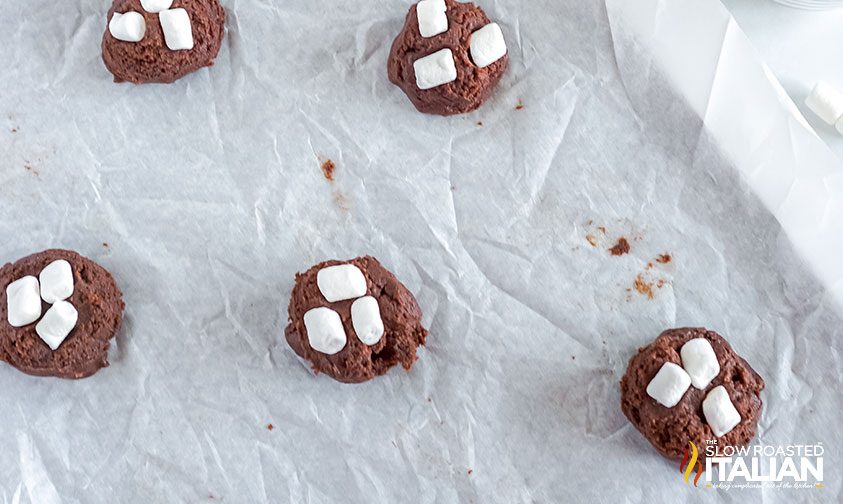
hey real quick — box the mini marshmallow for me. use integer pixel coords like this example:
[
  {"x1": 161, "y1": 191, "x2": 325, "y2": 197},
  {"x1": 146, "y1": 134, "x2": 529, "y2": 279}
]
[
  {"x1": 835, "y1": 115, "x2": 843, "y2": 136},
  {"x1": 703, "y1": 385, "x2": 742, "y2": 437},
  {"x1": 303, "y1": 307, "x2": 347, "y2": 355},
  {"x1": 805, "y1": 81, "x2": 843, "y2": 125},
  {"x1": 39, "y1": 260, "x2": 74, "y2": 304},
  {"x1": 351, "y1": 296, "x2": 384, "y2": 345},
  {"x1": 159, "y1": 8, "x2": 194, "y2": 51},
  {"x1": 140, "y1": 0, "x2": 174, "y2": 13},
  {"x1": 680, "y1": 338, "x2": 720, "y2": 389},
  {"x1": 35, "y1": 301, "x2": 78, "y2": 351},
  {"x1": 6, "y1": 276, "x2": 41, "y2": 328},
  {"x1": 417, "y1": 0, "x2": 448, "y2": 38},
  {"x1": 646, "y1": 362, "x2": 691, "y2": 408},
  {"x1": 317, "y1": 264, "x2": 367, "y2": 302},
  {"x1": 469, "y1": 23, "x2": 506, "y2": 68},
  {"x1": 109, "y1": 11, "x2": 147, "y2": 43},
  {"x1": 414, "y1": 48, "x2": 457, "y2": 90}
]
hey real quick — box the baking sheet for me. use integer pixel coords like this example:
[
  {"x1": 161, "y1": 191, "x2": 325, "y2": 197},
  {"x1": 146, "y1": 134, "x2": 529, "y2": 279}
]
[{"x1": 0, "y1": 0, "x2": 841, "y2": 502}]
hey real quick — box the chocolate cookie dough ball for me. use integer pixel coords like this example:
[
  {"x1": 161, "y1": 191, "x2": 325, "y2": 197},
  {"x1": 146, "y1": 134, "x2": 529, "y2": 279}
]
[
  {"x1": 102, "y1": 0, "x2": 225, "y2": 84},
  {"x1": 1, "y1": 250, "x2": 124, "y2": 379},
  {"x1": 620, "y1": 328, "x2": 764, "y2": 460},
  {"x1": 388, "y1": 0, "x2": 508, "y2": 115},
  {"x1": 285, "y1": 257, "x2": 428, "y2": 383}
]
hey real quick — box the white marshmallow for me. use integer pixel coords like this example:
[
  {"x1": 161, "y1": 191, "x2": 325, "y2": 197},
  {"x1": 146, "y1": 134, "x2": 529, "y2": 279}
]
[
  {"x1": 646, "y1": 362, "x2": 691, "y2": 408},
  {"x1": 303, "y1": 307, "x2": 347, "y2": 355},
  {"x1": 805, "y1": 81, "x2": 843, "y2": 125},
  {"x1": 316, "y1": 264, "x2": 367, "y2": 302},
  {"x1": 351, "y1": 296, "x2": 384, "y2": 345},
  {"x1": 35, "y1": 301, "x2": 78, "y2": 351},
  {"x1": 140, "y1": 0, "x2": 174, "y2": 13},
  {"x1": 6, "y1": 276, "x2": 42, "y2": 328},
  {"x1": 417, "y1": 0, "x2": 448, "y2": 38},
  {"x1": 835, "y1": 115, "x2": 843, "y2": 136},
  {"x1": 414, "y1": 48, "x2": 457, "y2": 90},
  {"x1": 39, "y1": 260, "x2": 74, "y2": 304},
  {"x1": 159, "y1": 8, "x2": 194, "y2": 51},
  {"x1": 703, "y1": 385, "x2": 742, "y2": 437},
  {"x1": 469, "y1": 23, "x2": 506, "y2": 68},
  {"x1": 680, "y1": 338, "x2": 720, "y2": 389},
  {"x1": 109, "y1": 12, "x2": 147, "y2": 43}
]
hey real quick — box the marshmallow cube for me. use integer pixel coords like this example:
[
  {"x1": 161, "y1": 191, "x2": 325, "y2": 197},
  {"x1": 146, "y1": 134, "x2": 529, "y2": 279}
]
[
  {"x1": 805, "y1": 81, "x2": 843, "y2": 125},
  {"x1": 680, "y1": 338, "x2": 720, "y2": 389},
  {"x1": 303, "y1": 307, "x2": 347, "y2": 355},
  {"x1": 470, "y1": 23, "x2": 506, "y2": 68},
  {"x1": 160, "y1": 8, "x2": 194, "y2": 51},
  {"x1": 39, "y1": 260, "x2": 74, "y2": 304},
  {"x1": 109, "y1": 12, "x2": 147, "y2": 43},
  {"x1": 6, "y1": 276, "x2": 42, "y2": 328},
  {"x1": 140, "y1": 0, "x2": 174, "y2": 13},
  {"x1": 703, "y1": 385, "x2": 742, "y2": 437},
  {"x1": 414, "y1": 49, "x2": 457, "y2": 90},
  {"x1": 417, "y1": 0, "x2": 448, "y2": 38},
  {"x1": 351, "y1": 296, "x2": 384, "y2": 345},
  {"x1": 317, "y1": 264, "x2": 367, "y2": 302},
  {"x1": 646, "y1": 362, "x2": 691, "y2": 408},
  {"x1": 35, "y1": 301, "x2": 78, "y2": 351}
]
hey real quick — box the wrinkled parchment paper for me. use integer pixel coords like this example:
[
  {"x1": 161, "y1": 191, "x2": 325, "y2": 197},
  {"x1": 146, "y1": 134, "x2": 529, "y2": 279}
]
[{"x1": 0, "y1": 0, "x2": 841, "y2": 502}]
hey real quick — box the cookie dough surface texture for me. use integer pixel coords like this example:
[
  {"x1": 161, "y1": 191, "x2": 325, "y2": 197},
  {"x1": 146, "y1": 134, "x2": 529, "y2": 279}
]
[
  {"x1": 620, "y1": 328, "x2": 764, "y2": 460},
  {"x1": 285, "y1": 256, "x2": 428, "y2": 383},
  {"x1": 388, "y1": 0, "x2": 508, "y2": 116},
  {"x1": 102, "y1": 0, "x2": 225, "y2": 84},
  {"x1": 0, "y1": 250, "x2": 124, "y2": 379}
]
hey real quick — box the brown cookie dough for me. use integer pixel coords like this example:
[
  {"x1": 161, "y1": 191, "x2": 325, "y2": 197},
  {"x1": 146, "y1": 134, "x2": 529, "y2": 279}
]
[
  {"x1": 620, "y1": 328, "x2": 764, "y2": 460},
  {"x1": 0, "y1": 250, "x2": 124, "y2": 379},
  {"x1": 285, "y1": 257, "x2": 428, "y2": 383},
  {"x1": 102, "y1": 0, "x2": 225, "y2": 84},
  {"x1": 388, "y1": 0, "x2": 508, "y2": 116}
]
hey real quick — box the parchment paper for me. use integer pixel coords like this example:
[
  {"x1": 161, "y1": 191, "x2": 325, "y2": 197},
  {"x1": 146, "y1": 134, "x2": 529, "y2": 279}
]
[{"x1": 0, "y1": 0, "x2": 840, "y2": 502}]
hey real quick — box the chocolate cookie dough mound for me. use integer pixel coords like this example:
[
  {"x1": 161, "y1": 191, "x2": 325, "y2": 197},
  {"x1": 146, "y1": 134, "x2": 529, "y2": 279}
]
[
  {"x1": 388, "y1": 0, "x2": 508, "y2": 115},
  {"x1": 285, "y1": 256, "x2": 428, "y2": 383},
  {"x1": 0, "y1": 250, "x2": 124, "y2": 379},
  {"x1": 620, "y1": 328, "x2": 764, "y2": 460},
  {"x1": 102, "y1": 0, "x2": 225, "y2": 84}
]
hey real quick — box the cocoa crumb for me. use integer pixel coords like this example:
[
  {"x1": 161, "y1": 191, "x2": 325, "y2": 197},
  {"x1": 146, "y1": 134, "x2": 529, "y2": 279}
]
[
  {"x1": 320, "y1": 160, "x2": 335, "y2": 181},
  {"x1": 24, "y1": 161, "x2": 38, "y2": 176},
  {"x1": 656, "y1": 254, "x2": 672, "y2": 264},
  {"x1": 476, "y1": 121, "x2": 483, "y2": 127},
  {"x1": 102, "y1": 242, "x2": 109, "y2": 249},
  {"x1": 597, "y1": 226, "x2": 606, "y2": 234},
  {"x1": 609, "y1": 237, "x2": 630, "y2": 256},
  {"x1": 267, "y1": 424, "x2": 274, "y2": 431},
  {"x1": 10, "y1": 127, "x2": 17, "y2": 133},
  {"x1": 586, "y1": 235, "x2": 598, "y2": 247},
  {"x1": 515, "y1": 101, "x2": 524, "y2": 110},
  {"x1": 633, "y1": 274, "x2": 655, "y2": 300},
  {"x1": 468, "y1": 469, "x2": 473, "y2": 475}
]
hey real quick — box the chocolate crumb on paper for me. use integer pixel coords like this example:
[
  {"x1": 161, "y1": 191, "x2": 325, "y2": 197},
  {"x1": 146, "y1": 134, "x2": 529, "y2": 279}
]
[
  {"x1": 320, "y1": 159, "x2": 335, "y2": 181},
  {"x1": 586, "y1": 235, "x2": 598, "y2": 248},
  {"x1": 267, "y1": 424, "x2": 274, "y2": 431},
  {"x1": 609, "y1": 237, "x2": 631, "y2": 256},
  {"x1": 515, "y1": 100, "x2": 524, "y2": 110},
  {"x1": 656, "y1": 253, "x2": 672, "y2": 264}
]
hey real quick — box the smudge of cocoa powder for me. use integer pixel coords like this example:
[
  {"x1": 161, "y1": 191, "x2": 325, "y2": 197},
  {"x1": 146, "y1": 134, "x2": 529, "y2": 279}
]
[
  {"x1": 321, "y1": 160, "x2": 335, "y2": 181},
  {"x1": 656, "y1": 254, "x2": 672, "y2": 264},
  {"x1": 586, "y1": 235, "x2": 598, "y2": 248},
  {"x1": 609, "y1": 237, "x2": 631, "y2": 256}
]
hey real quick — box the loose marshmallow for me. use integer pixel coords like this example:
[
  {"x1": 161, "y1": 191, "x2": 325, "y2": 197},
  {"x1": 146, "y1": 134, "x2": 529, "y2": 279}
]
[
  {"x1": 417, "y1": 0, "x2": 448, "y2": 38},
  {"x1": 351, "y1": 296, "x2": 384, "y2": 345},
  {"x1": 39, "y1": 260, "x2": 74, "y2": 304},
  {"x1": 109, "y1": 12, "x2": 147, "y2": 43},
  {"x1": 317, "y1": 264, "x2": 367, "y2": 302},
  {"x1": 36, "y1": 301, "x2": 78, "y2": 351},
  {"x1": 805, "y1": 81, "x2": 843, "y2": 125},
  {"x1": 703, "y1": 385, "x2": 742, "y2": 437},
  {"x1": 680, "y1": 338, "x2": 720, "y2": 389},
  {"x1": 140, "y1": 0, "x2": 174, "y2": 13},
  {"x1": 646, "y1": 362, "x2": 691, "y2": 408},
  {"x1": 414, "y1": 48, "x2": 457, "y2": 90},
  {"x1": 469, "y1": 23, "x2": 506, "y2": 68},
  {"x1": 303, "y1": 307, "x2": 347, "y2": 355},
  {"x1": 6, "y1": 276, "x2": 42, "y2": 328},
  {"x1": 159, "y1": 8, "x2": 194, "y2": 51},
  {"x1": 835, "y1": 115, "x2": 843, "y2": 136}
]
